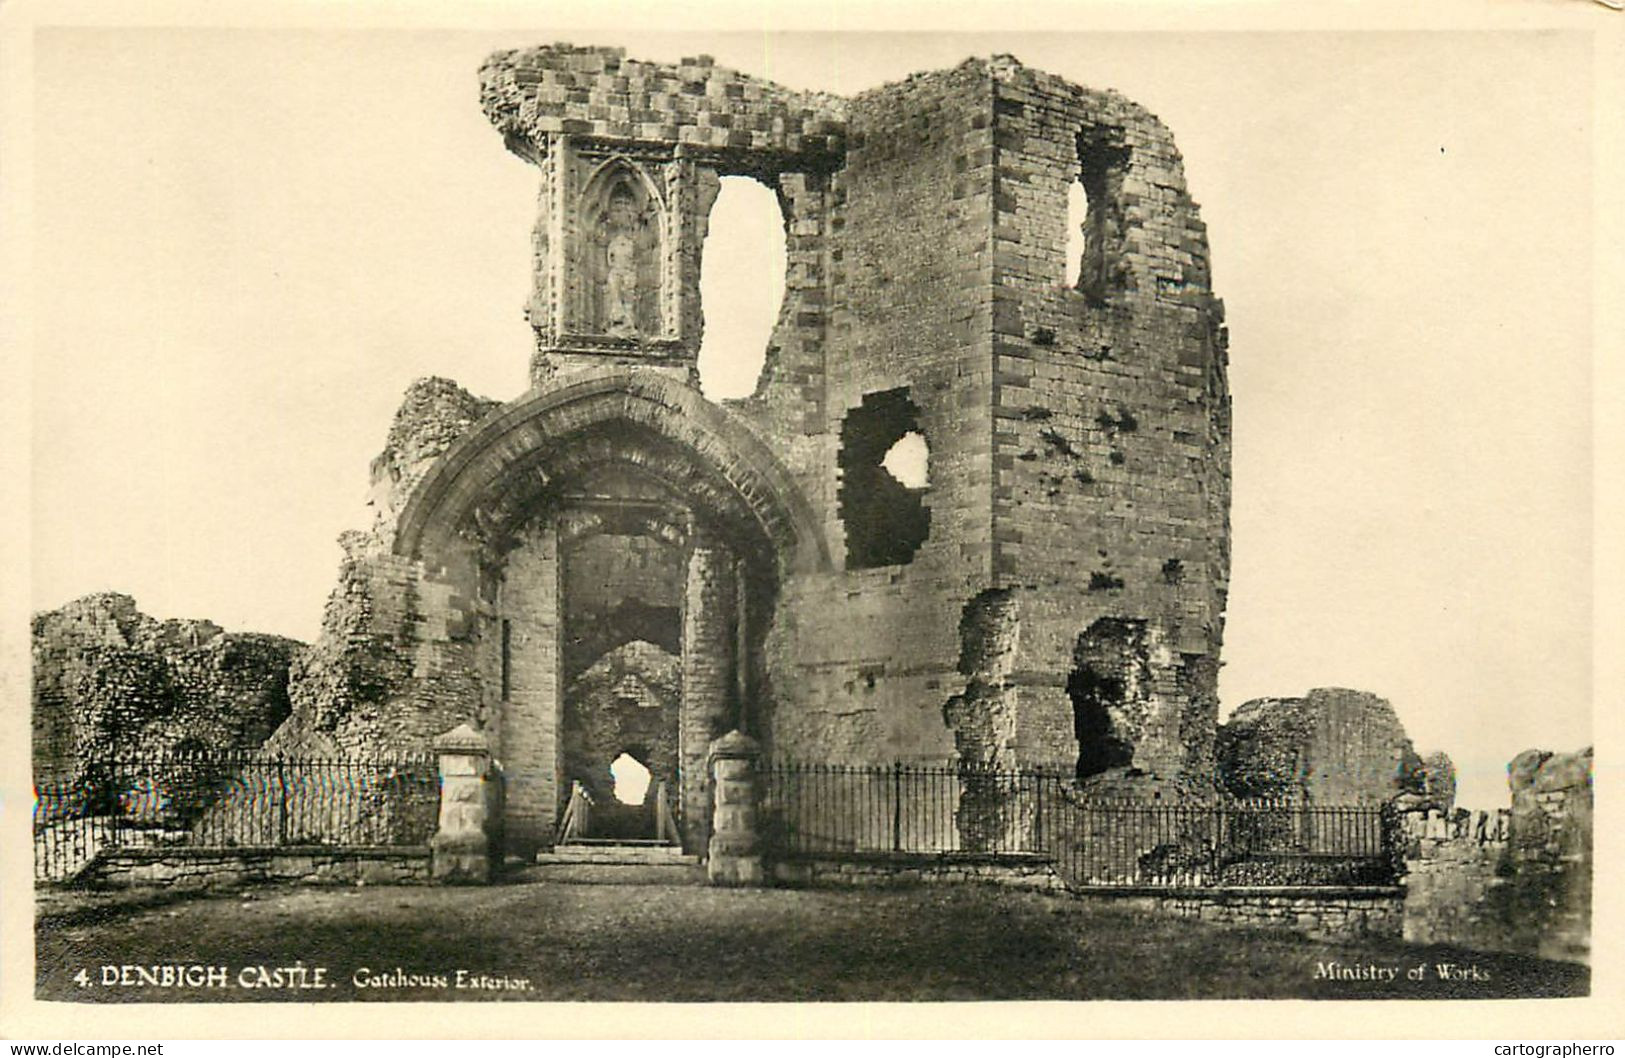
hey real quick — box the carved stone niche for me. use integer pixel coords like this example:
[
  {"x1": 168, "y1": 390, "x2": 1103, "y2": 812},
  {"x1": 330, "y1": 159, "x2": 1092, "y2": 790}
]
[{"x1": 574, "y1": 157, "x2": 666, "y2": 340}]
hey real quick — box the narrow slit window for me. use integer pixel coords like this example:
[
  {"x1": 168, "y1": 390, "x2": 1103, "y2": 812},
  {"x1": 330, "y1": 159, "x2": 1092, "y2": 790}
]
[
  {"x1": 1073, "y1": 129, "x2": 1130, "y2": 297},
  {"x1": 1065, "y1": 178, "x2": 1089, "y2": 288},
  {"x1": 500, "y1": 618, "x2": 513, "y2": 701}
]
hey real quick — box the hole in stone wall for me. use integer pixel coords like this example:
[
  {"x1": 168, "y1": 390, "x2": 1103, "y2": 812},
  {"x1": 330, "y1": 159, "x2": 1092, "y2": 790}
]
[
  {"x1": 698, "y1": 176, "x2": 787, "y2": 401},
  {"x1": 839, "y1": 389, "x2": 932, "y2": 569},
  {"x1": 1064, "y1": 178, "x2": 1090, "y2": 288},
  {"x1": 880, "y1": 431, "x2": 930, "y2": 489},
  {"x1": 609, "y1": 751, "x2": 653, "y2": 806},
  {"x1": 1069, "y1": 618, "x2": 1146, "y2": 780},
  {"x1": 1073, "y1": 129, "x2": 1131, "y2": 297}
]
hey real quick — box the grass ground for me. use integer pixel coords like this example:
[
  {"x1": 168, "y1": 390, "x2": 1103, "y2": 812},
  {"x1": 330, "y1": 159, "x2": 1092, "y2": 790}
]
[{"x1": 35, "y1": 877, "x2": 1588, "y2": 1003}]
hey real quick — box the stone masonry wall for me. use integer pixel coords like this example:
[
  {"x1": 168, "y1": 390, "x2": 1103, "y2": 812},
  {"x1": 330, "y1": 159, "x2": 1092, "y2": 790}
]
[
  {"x1": 84, "y1": 846, "x2": 431, "y2": 890},
  {"x1": 470, "y1": 48, "x2": 1229, "y2": 788},
  {"x1": 772, "y1": 853, "x2": 1400, "y2": 942},
  {"x1": 263, "y1": 47, "x2": 1235, "y2": 854},
  {"x1": 1080, "y1": 886, "x2": 1404, "y2": 941},
  {"x1": 33, "y1": 593, "x2": 300, "y2": 776},
  {"x1": 774, "y1": 853, "x2": 1068, "y2": 894},
  {"x1": 562, "y1": 639, "x2": 681, "y2": 805},
  {"x1": 1398, "y1": 809, "x2": 1510, "y2": 955},
  {"x1": 761, "y1": 60, "x2": 1002, "y2": 766},
  {"x1": 368, "y1": 377, "x2": 502, "y2": 543},
  {"x1": 1399, "y1": 748, "x2": 1592, "y2": 965},
  {"x1": 980, "y1": 60, "x2": 1229, "y2": 788},
  {"x1": 1217, "y1": 688, "x2": 1428, "y2": 804},
  {"x1": 1508, "y1": 748, "x2": 1593, "y2": 964},
  {"x1": 491, "y1": 523, "x2": 560, "y2": 851}
]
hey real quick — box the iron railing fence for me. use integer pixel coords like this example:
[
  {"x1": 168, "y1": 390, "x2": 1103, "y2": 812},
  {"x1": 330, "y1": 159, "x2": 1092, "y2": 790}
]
[
  {"x1": 759, "y1": 760, "x2": 1395, "y2": 888},
  {"x1": 33, "y1": 751, "x2": 440, "y2": 883}
]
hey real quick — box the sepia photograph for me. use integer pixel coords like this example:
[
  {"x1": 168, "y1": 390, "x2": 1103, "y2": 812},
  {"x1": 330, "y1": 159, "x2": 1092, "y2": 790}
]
[{"x1": 3, "y1": 3, "x2": 1616, "y2": 1041}]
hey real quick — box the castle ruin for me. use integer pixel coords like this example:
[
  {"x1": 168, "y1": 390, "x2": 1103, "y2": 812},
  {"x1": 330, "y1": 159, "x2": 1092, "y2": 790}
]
[{"x1": 256, "y1": 44, "x2": 1234, "y2": 857}]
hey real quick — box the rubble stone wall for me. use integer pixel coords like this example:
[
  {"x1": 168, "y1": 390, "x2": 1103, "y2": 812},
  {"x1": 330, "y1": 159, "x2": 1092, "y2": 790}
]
[
  {"x1": 84, "y1": 846, "x2": 430, "y2": 889},
  {"x1": 1217, "y1": 688, "x2": 1427, "y2": 804},
  {"x1": 33, "y1": 594, "x2": 300, "y2": 777},
  {"x1": 773, "y1": 853, "x2": 1401, "y2": 941},
  {"x1": 1400, "y1": 748, "x2": 1592, "y2": 965},
  {"x1": 773, "y1": 853, "x2": 1068, "y2": 894},
  {"x1": 1076, "y1": 886, "x2": 1404, "y2": 940}
]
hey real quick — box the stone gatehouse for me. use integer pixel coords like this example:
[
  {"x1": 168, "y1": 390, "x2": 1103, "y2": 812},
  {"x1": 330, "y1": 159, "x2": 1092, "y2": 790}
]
[{"x1": 263, "y1": 44, "x2": 1232, "y2": 858}]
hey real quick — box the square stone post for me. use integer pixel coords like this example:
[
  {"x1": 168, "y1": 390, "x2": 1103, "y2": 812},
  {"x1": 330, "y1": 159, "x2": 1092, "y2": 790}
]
[
  {"x1": 432, "y1": 723, "x2": 496, "y2": 883},
  {"x1": 707, "y1": 729, "x2": 764, "y2": 886}
]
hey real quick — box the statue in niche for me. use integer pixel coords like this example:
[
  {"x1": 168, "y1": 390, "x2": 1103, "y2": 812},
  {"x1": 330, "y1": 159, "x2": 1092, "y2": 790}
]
[
  {"x1": 587, "y1": 173, "x2": 660, "y2": 339},
  {"x1": 603, "y1": 185, "x2": 640, "y2": 336}
]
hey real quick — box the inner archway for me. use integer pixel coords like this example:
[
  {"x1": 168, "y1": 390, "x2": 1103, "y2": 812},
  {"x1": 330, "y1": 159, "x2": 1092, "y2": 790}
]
[{"x1": 557, "y1": 482, "x2": 686, "y2": 842}]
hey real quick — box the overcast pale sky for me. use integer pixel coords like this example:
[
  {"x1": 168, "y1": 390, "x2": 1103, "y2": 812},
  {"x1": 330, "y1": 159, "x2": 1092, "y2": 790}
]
[{"x1": 26, "y1": 28, "x2": 1594, "y2": 809}]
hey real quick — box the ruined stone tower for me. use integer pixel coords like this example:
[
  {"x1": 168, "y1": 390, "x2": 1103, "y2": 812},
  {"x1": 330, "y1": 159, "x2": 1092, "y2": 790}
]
[{"x1": 270, "y1": 45, "x2": 1231, "y2": 855}]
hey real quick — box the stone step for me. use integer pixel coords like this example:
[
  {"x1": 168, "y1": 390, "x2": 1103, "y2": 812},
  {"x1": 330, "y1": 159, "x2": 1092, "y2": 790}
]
[
  {"x1": 559, "y1": 837, "x2": 675, "y2": 847},
  {"x1": 537, "y1": 843, "x2": 698, "y2": 866},
  {"x1": 516, "y1": 862, "x2": 705, "y2": 886}
]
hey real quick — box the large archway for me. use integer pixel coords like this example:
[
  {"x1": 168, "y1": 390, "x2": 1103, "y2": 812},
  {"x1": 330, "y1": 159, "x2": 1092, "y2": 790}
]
[{"x1": 392, "y1": 369, "x2": 826, "y2": 855}]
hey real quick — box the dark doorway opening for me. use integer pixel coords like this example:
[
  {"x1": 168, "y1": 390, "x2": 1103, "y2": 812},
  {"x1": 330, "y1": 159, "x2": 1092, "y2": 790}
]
[
  {"x1": 1069, "y1": 618, "x2": 1146, "y2": 780},
  {"x1": 559, "y1": 507, "x2": 685, "y2": 844}
]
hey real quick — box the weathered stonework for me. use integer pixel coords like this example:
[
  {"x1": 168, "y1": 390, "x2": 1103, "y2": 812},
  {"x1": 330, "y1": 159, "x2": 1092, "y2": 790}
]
[
  {"x1": 431, "y1": 723, "x2": 502, "y2": 883},
  {"x1": 32, "y1": 593, "x2": 300, "y2": 778},
  {"x1": 771, "y1": 855, "x2": 1401, "y2": 942},
  {"x1": 1399, "y1": 747, "x2": 1591, "y2": 964},
  {"x1": 707, "y1": 729, "x2": 765, "y2": 885},
  {"x1": 1216, "y1": 688, "x2": 1426, "y2": 804},
  {"x1": 774, "y1": 852, "x2": 1067, "y2": 894},
  {"x1": 562, "y1": 640, "x2": 681, "y2": 805},
  {"x1": 82, "y1": 847, "x2": 431, "y2": 889},
  {"x1": 1076, "y1": 887, "x2": 1405, "y2": 941},
  {"x1": 182, "y1": 44, "x2": 1233, "y2": 859}
]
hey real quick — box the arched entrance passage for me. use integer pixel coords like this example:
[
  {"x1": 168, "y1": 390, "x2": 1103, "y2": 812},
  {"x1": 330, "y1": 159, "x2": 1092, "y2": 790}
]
[{"x1": 394, "y1": 369, "x2": 827, "y2": 855}]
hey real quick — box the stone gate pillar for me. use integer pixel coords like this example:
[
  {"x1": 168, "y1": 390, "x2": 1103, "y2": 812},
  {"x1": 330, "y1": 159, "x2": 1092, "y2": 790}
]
[
  {"x1": 431, "y1": 723, "x2": 497, "y2": 883},
  {"x1": 707, "y1": 729, "x2": 764, "y2": 886}
]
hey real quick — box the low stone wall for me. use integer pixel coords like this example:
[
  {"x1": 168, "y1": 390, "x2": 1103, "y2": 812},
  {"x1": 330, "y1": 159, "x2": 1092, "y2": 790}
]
[
  {"x1": 773, "y1": 852, "x2": 1069, "y2": 894},
  {"x1": 1397, "y1": 748, "x2": 1592, "y2": 965},
  {"x1": 83, "y1": 846, "x2": 431, "y2": 889},
  {"x1": 773, "y1": 853, "x2": 1400, "y2": 940},
  {"x1": 1401, "y1": 826, "x2": 1509, "y2": 952},
  {"x1": 1073, "y1": 886, "x2": 1404, "y2": 940}
]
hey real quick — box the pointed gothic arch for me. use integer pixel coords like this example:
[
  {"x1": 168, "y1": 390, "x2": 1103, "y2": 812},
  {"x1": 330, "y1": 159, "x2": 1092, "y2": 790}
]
[{"x1": 392, "y1": 368, "x2": 828, "y2": 576}]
